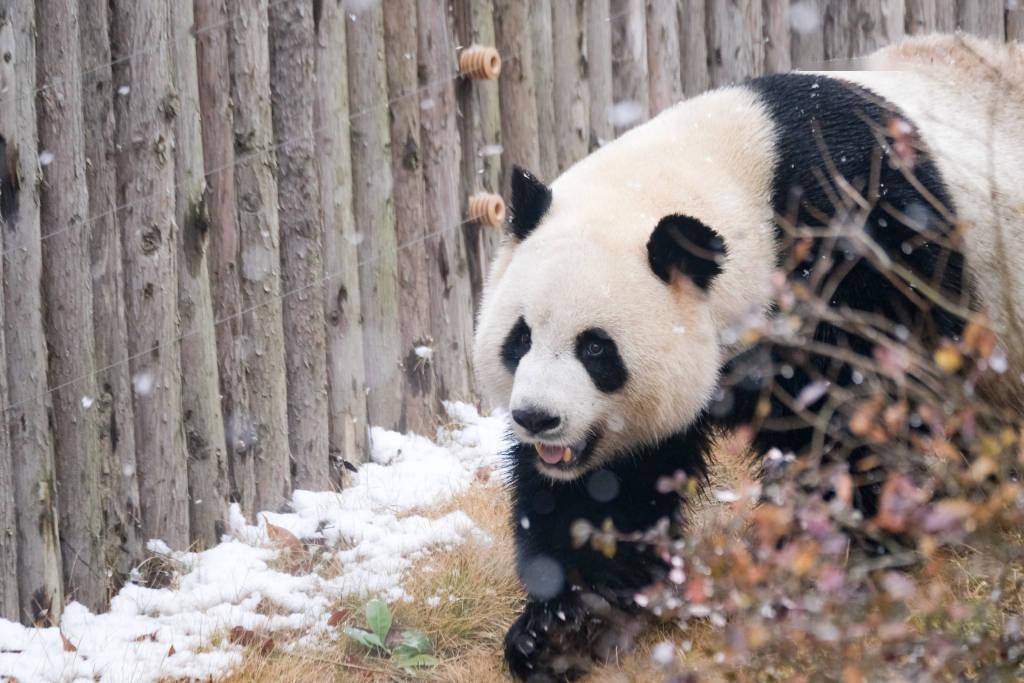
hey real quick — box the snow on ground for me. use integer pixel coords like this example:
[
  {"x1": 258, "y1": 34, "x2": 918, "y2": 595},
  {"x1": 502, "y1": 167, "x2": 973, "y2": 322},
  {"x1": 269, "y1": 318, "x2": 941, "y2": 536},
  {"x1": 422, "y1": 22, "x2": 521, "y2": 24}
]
[{"x1": 0, "y1": 403, "x2": 510, "y2": 683}]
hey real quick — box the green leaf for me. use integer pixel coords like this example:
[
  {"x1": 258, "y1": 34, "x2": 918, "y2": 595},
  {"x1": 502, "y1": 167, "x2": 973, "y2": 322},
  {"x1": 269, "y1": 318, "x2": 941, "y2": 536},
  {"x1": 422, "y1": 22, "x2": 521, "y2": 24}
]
[
  {"x1": 395, "y1": 652, "x2": 439, "y2": 672},
  {"x1": 343, "y1": 627, "x2": 384, "y2": 651},
  {"x1": 365, "y1": 599, "x2": 393, "y2": 642},
  {"x1": 400, "y1": 629, "x2": 432, "y2": 655},
  {"x1": 392, "y1": 644, "x2": 418, "y2": 659}
]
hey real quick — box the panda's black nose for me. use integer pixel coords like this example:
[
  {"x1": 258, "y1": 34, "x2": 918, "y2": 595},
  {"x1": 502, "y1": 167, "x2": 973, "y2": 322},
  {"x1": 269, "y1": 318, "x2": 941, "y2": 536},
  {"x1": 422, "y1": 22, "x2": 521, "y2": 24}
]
[{"x1": 512, "y1": 408, "x2": 561, "y2": 434}]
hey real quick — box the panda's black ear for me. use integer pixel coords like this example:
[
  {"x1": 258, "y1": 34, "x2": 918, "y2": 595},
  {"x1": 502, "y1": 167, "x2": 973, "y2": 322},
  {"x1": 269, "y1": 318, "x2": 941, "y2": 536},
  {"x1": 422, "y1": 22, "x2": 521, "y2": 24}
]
[
  {"x1": 647, "y1": 214, "x2": 727, "y2": 290},
  {"x1": 508, "y1": 166, "x2": 551, "y2": 241}
]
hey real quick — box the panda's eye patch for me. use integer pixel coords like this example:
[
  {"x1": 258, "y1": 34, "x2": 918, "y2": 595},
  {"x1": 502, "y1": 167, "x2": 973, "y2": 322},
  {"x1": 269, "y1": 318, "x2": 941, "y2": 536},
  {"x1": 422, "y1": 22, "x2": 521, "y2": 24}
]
[
  {"x1": 576, "y1": 328, "x2": 627, "y2": 393},
  {"x1": 501, "y1": 316, "x2": 532, "y2": 372}
]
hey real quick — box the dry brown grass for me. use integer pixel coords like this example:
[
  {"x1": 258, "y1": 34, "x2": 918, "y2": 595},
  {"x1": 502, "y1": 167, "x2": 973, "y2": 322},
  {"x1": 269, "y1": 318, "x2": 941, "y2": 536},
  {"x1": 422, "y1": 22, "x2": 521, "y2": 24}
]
[
  {"x1": 222, "y1": 437, "x2": 756, "y2": 682},
  {"x1": 221, "y1": 434, "x2": 1022, "y2": 681}
]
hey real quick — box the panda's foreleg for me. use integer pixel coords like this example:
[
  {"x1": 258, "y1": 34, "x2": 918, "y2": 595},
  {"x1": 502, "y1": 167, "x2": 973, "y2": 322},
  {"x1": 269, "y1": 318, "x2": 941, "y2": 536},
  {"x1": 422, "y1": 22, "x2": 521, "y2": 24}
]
[
  {"x1": 503, "y1": 592, "x2": 602, "y2": 681},
  {"x1": 504, "y1": 545, "x2": 659, "y2": 680},
  {"x1": 504, "y1": 438, "x2": 707, "y2": 679}
]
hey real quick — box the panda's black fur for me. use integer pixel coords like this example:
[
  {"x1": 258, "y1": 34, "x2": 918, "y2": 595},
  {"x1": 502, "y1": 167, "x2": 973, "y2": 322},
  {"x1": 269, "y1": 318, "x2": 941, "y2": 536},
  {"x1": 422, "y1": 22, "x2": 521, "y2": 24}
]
[
  {"x1": 501, "y1": 73, "x2": 975, "y2": 680},
  {"x1": 714, "y1": 74, "x2": 970, "y2": 513},
  {"x1": 504, "y1": 421, "x2": 713, "y2": 680}
]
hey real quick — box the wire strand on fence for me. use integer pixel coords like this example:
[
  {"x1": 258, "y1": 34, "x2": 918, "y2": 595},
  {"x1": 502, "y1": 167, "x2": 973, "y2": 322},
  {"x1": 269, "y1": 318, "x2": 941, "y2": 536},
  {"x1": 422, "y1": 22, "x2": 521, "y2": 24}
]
[
  {"x1": 6, "y1": 5, "x2": 639, "y2": 261},
  {"x1": 2, "y1": 210, "x2": 485, "y2": 416},
  {"x1": 3, "y1": 55, "x2": 510, "y2": 261},
  {"x1": 0, "y1": 0, "x2": 296, "y2": 109},
  {"x1": 2, "y1": 4, "x2": 643, "y2": 413}
]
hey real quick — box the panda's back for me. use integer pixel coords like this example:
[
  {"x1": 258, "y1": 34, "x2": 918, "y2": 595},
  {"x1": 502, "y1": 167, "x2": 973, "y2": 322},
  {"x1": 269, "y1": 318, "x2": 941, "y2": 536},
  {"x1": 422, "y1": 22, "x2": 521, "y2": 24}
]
[
  {"x1": 743, "y1": 35, "x2": 1024, "y2": 407},
  {"x1": 822, "y1": 36, "x2": 1024, "y2": 404}
]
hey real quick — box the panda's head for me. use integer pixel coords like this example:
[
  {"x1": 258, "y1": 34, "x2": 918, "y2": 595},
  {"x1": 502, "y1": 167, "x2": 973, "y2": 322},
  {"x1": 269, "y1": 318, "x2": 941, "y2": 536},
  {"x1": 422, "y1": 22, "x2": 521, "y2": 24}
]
[{"x1": 474, "y1": 167, "x2": 727, "y2": 480}]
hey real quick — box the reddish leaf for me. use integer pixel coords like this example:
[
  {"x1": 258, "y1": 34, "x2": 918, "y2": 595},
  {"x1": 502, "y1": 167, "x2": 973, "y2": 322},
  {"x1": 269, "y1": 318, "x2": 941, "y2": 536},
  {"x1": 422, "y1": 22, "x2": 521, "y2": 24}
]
[
  {"x1": 229, "y1": 626, "x2": 261, "y2": 647},
  {"x1": 327, "y1": 609, "x2": 349, "y2": 628},
  {"x1": 60, "y1": 632, "x2": 77, "y2": 652},
  {"x1": 263, "y1": 517, "x2": 305, "y2": 555}
]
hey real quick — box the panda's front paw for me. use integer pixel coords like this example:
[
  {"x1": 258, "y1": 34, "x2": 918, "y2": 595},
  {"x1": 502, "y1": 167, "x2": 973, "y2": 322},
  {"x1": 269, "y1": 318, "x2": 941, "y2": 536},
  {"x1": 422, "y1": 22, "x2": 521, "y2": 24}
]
[{"x1": 503, "y1": 599, "x2": 592, "y2": 681}]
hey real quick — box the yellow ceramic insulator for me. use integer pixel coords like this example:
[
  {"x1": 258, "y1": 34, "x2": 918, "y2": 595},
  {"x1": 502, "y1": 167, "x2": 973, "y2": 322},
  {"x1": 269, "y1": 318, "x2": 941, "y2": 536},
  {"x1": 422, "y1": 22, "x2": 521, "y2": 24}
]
[
  {"x1": 467, "y1": 192, "x2": 506, "y2": 228},
  {"x1": 458, "y1": 45, "x2": 501, "y2": 80}
]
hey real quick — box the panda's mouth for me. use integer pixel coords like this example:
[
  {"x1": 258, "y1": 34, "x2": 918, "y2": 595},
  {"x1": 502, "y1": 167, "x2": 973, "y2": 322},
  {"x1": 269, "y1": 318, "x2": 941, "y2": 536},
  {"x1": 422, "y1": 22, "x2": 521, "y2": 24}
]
[{"x1": 532, "y1": 432, "x2": 600, "y2": 470}]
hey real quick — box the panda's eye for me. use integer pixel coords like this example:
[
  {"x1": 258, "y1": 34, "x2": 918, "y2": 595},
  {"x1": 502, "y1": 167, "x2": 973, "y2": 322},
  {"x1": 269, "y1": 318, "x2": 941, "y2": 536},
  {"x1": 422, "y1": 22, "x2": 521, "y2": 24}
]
[
  {"x1": 501, "y1": 317, "x2": 532, "y2": 372},
  {"x1": 575, "y1": 327, "x2": 627, "y2": 393}
]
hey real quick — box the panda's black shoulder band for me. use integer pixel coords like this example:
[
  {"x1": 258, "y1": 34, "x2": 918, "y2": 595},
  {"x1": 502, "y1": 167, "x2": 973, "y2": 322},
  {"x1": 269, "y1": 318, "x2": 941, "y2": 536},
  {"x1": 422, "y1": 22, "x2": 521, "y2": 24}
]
[
  {"x1": 508, "y1": 166, "x2": 552, "y2": 241},
  {"x1": 647, "y1": 214, "x2": 727, "y2": 290}
]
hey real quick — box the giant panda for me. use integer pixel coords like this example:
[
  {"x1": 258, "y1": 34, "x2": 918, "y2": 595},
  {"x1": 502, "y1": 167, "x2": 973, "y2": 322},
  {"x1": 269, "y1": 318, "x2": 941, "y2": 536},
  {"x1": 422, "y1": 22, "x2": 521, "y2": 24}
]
[{"x1": 473, "y1": 35, "x2": 1024, "y2": 680}]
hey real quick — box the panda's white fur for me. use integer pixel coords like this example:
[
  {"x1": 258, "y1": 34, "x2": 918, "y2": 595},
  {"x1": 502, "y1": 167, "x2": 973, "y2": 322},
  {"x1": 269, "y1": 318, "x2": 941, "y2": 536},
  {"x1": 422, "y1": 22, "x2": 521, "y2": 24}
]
[{"x1": 475, "y1": 34, "x2": 1024, "y2": 483}]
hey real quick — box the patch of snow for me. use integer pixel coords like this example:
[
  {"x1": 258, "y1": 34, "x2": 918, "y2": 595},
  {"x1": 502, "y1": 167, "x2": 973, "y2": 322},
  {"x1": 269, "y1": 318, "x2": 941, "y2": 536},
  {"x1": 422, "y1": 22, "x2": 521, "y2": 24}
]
[
  {"x1": 343, "y1": 0, "x2": 380, "y2": 13},
  {"x1": 0, "y1": 402, "x2": 510, "y2": 683},
  {"x1": 241, "y1": 246, "x2": 274, "y2": 282},
  {"x1": 607, "y1": 100, "x2": 644, "y2": 128},
  {"x1": 651, "y1": 640, "x2": 676, "y2": 665},
  {"x1": 713, "y1": 489, "x2": 740, "y2": 503},
  {"x1": 132, "y1": 371, "x2": 155, "y2": 396},
  {"x1": 789, "y1": 1, "x2": 821, "y2": 34}
]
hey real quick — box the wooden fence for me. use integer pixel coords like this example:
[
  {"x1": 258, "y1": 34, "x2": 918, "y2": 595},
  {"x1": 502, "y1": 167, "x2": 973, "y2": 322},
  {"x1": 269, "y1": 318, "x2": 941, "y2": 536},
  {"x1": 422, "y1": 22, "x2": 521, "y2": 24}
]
[{"x1": 0, "y1": 0, "x2": 1018, "y2": 624}]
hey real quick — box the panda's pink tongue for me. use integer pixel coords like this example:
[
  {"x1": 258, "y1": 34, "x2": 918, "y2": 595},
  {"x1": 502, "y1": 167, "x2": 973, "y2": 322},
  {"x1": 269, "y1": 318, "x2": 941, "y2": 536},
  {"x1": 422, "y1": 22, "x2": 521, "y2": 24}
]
[{"x1": 537, "y1": 444, "x2": 570, "y2": 465}]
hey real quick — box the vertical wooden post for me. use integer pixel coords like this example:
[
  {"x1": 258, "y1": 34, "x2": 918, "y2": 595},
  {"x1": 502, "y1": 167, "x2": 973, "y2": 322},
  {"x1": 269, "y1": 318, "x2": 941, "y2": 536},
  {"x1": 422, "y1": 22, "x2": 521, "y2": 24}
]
[
  {"x1": 418, "y1": 1, "x2": 476, "y2": 403},
  {"x1": 0, "y1": 299, "x2": 11, "y2": 618},
  {"x1": 454, "y1": 0, "x2": 504, "y2": 306},
  {"x1": 228, "y1": 0, "x2": 292, "y2": 513},
  {"x1": 493, "y1": 0, "x2": 541, "y2": 187},
  {"x1": 553, "y1": 0, "x2": 590, "y2": 169},
  {"x1": 196, "y1": 0, "x2": 251, "y2": 513},
  {"x1": 530, "y1": 0, "x2": 559, "y2": 181},
  {"x1": 463, "y1": 3, "x2": 503, "y2": 198},
  {"x1": 763, "y1": 0, "x2": 793, "y2": 74},
  {"x1": 791, "y1": 0, "x2": 826, "y2": 68},
  {"x1": 268, "y1": 0, "x2": 330, "y2": 489},
  {"x1": 610, "y1": 0, "x2": 650, "y2": 135},
  {"x1": 347, "y1": 5, "x2": 405, "y2": 431},
  {"x1": 111, "y1": 0, "x2": 189, "y2": 548},
  {"x1": 956, "y1": 0, "x2": 1004, "y2": 39},
  {"x1": 586, "y1": 0, "x2": 615, "y2": 147},
  {"x1": 316, "y1": 0, "x2": 369, "y2": 465},
  {"x1": 36, "y1": 0, "x2": 105, "y2": 609},
  {"x1": 905, "y1": 0, "x2": 956, "y2": 33},
  {"x1": 0, "y1": 13, "x2": 17, "y2": 621},
  {"x1": 645, "y1": 0, "x2": 682, "y2": 115},
  {"x1": 1009, "y1": 6, "x2": 1024, "y2": 40},
  {"x1": 79, "y1": 0, "x2": 143, "y2": 588},
  {"x1": 679, "y1": 0, "x2": 709, "y2": 96},
  {"x1": 707, "y1": 0, "x2": 764, "y2": 86},
  {"x1": 0, "y1": 1, "x2": 64, "y2": 624},
  {"x1": 857, "y1": 1, "x2": 906, "y2": 55},
  {"x1": 383, "y1": 0, "x2": 435, "y2": 434},
  {"x1": 169, "y1": 0, "x2": 230, "y2": 547},
  {"x1": 826, "y1": 0, "x2": 904, "y2": 60}
]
